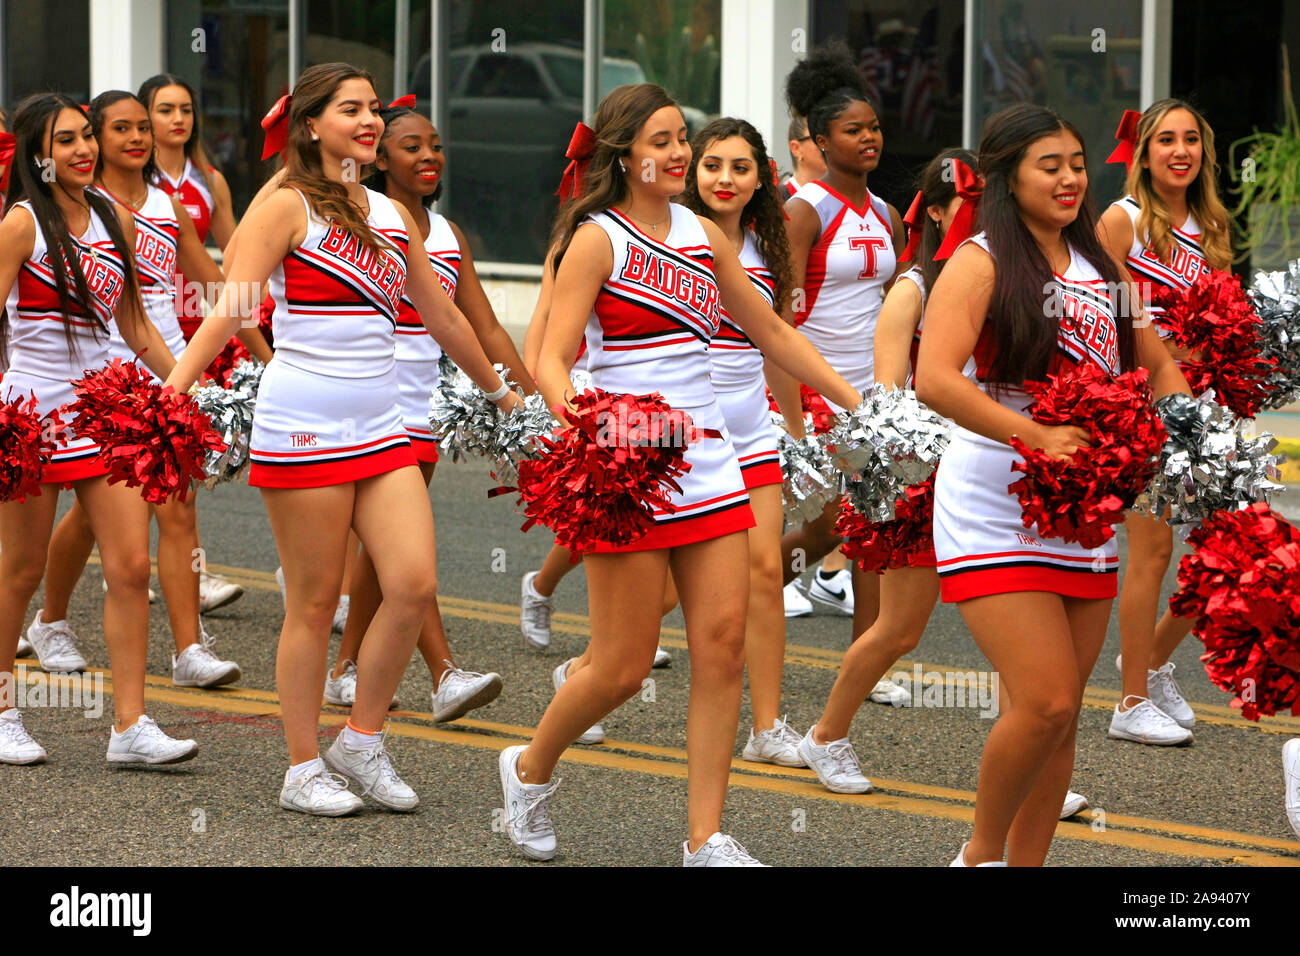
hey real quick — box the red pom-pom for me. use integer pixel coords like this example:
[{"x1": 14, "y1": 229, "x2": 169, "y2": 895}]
[
  {"x1": 836, "y1": 476, "x2": 936, "y2": 572},
  {"x1": 1009, "y1": 362, "x2": 1165, "y2": 549},
  {"x1": 1153, "y1": 271, "x2": 1278, "y2": 418},
  {"x1": 0, "y1": 393, "x2": 61, "y2": 502},
  {"x1": 205, "y1": 339, "x2": 251, "y2": 387},
  {"x1": 1169, "y1": 502, "x2": 1300, "y2": 720},
  {"x1": 67, "y1": 360, "x2": 227, "y2": 504},
  {"x1": 765, "y1": 383, "x2": 837, "y2": 435},
  {"x1": 515, "y1": 390, "x2": 700, "y2": 553}
]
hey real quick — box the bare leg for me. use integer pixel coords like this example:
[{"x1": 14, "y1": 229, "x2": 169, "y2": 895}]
[
  {"x1": 0, "y1": 487, "x2": 61, "y2": 699},
  {"x1": 152, "y1": 493, "x2": 202, "y2": 653},
  {"x1": 533, "y1": 542, "x2": 580, "y2": 597},
  {"x1": 780, "y1": 498, "x2": 841, "y2": 585},
  {"x1": 743, "y1": 485, "x2": 790, "y2": 732},
  {"x1": 1117, "y1": 511, "x2": 1173, "y2": 705},
  {"x1": 40, "y1": 501, "x2": 96, "y2": 622}
]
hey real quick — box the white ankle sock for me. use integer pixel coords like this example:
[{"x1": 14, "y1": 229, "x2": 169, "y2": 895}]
[
  {"x1": 288, "y1": 756, "x2": 324, "y2": 781},
  {"x1": 341, "y1": 725, "x2": 380, "y2": 750}
]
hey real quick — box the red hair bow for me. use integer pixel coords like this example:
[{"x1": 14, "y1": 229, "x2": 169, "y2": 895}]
[
  {"x1": 1106, "y1": 109, "x2": 1142, "y2": 171},
  {"x1": 769, "y1": 159, "x2": 790, "y2": 220},
  {"x1": 898, "y1": 190, "x2": 925, "y2": 262},
  {"x1": 0, "y1": 132, "x2": 15, "y2": 195},
  {"x1": 556, "y1": 122, "x2": 596, "y2": 201},
  {"x1": 389, "y1": 94, "x2": 416, "y2": 109},
  {"x1": 934, "y1": 159, "x2": 983, "y2": 261},
  {"x1": 260, "y1": 94, "x2": 292, "y2": 161}
]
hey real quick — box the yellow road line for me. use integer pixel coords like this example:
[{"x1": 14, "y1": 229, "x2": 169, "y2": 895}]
[{"x1": 26, "y1": 665, "x2": 1299, "y2": 863}]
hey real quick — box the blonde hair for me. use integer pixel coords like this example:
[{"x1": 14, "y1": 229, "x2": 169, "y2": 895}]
[{"x1": 1124, "y1": 98, "x2": 1232, "y2": 270}]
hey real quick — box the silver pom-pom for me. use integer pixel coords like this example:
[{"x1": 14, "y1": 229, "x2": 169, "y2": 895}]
[
  {"x1": 194, "y1": 359, "x2": 262, "y2": 485},
  {"x1": 489, "y1": 391, "x2": 554, "y2": 485},
  {"x1": 570, "y1": 367, "x2": 593, "y2": 394},
  {"x1": 778, "y1": 431, "x2": 839, "y2": 523},
  {"x1": 429, "y1": 365, "x2": 555, "y2": 471},
  {"x1": 1135, "y1": 392, "x2": 1285, "y2": 527},
  {"x1": 1250, "y1": 260, "x2": 1300, "y2": 410},
  {"x1": 827, "y1": 384, "x2": 951, "y2": 521}
]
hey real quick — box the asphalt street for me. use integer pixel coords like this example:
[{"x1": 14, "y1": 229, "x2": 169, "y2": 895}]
[{"x1": 4, "y1": 461, "x2": 1299, "y2": 867}]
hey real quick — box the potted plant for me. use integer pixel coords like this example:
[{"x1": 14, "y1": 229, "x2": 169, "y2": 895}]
[{"x1": 1230, "y1": 45, "x2": 1300, "y2": 268}]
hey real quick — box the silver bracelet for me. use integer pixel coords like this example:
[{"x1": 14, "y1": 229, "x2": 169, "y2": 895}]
[{"x1": 482, "y1": 378, "x2": 511, "y2": 402}]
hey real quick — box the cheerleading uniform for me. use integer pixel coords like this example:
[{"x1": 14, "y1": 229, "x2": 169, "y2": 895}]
[
  {"x1": 248, "y1": 187, "x2": 416, "y2": 488},
  {"x1": 581, "y1": 204, "x2": 755, "y2": 552},
  {"x1": 158, "y1": 159, "x2": 215, "y2": 340},
  {"x1": 791, "y1": 182, "x2": 896, "y2": 411},
  {"x1": 97, "y1": 185, "x2": 188, "y2": 377},
  {"x1": 395, "y1": 207, "x2": 459, "y2": 463},
  {"x1": 932, "y1": 233, "x2": 1122, "y2": 602},
  {"x1": 3, "y1": 201, "x2": 127, "y2": 484},
  {"x1": 708, "y1": 230, "x2": 782, "y2": 490},
  {"x1": 1113, "y1": 196, "x2": 1211, "y2": 338}
]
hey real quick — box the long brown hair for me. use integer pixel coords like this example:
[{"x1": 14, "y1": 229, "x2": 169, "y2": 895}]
[
  {"x1": 1124, "y1": 98, "x2": 1232, "y2": 270},
  {"x1": 282, "y1": 63, "x2": 392, "y2": 257},
  {"x1": 137, "y1": 74, "x2": 217, "y2": 192},
  {"x1": 549, "y1": 83, "x2": 679, "y2": 271},
  {"x1": 976, "y1": 104, "x2": 1134, "y2": 387},
  {"x1": 915, "y1": 148, "x2": 980, "y2": 293},
  {"x1": 679, "y1": 117, "x2": 794, "y2": 311}
]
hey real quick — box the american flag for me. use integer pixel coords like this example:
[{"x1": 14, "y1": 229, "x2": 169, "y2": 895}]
[
  {"x1": 858, "y1": 46, "x2": 885, "y2": 107},
  {"x1": 901, "y1": 52, "x2": 940, "y2": 139}
]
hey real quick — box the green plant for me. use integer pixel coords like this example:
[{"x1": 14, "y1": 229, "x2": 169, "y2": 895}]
[{"x1": 1229, "y1": 45, "x2": 1300, "y2": 263}]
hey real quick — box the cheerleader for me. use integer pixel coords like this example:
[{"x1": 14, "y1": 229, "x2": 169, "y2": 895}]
[
  {"x1": 782, "y1": 114, "x2": 827, "y2": 200},
  {"x1": 138, "y1": 74, "x2": 248, "y2": 613},
  {"x1": 775, "y1": 44, "x2": 907, "y2": 689},
  {"x1": 500, "y1": 82, "x2": 860, "y2": 865},
  {"x1": 917, "y1": 104, "x2": 1189, "y2": 866},
  {"x1": 28, "y1": 91, "x2": 257, "y2": 687},
  {"x1": 0, "y1": 93, "x2": 197, "y2": 765},
  {"x1": 676, "y1": 116, "x2": 807, "y2": 764},
  {"x1": 323, "y1": 99, "x2": 535, "y2": 717},
  {"x1": 164, "y1": 63, "x2": 519, "y2": 815},
  {"x1": 1097, "y1": 100, "x2": 1230, "y2": 746}
]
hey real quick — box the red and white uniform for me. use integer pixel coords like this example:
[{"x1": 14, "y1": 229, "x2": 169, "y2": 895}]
[
  {"x1": 3, "y1": 200, "x2": 127, "y2": 484},
  {"x1": 1114, "y1": 195, "x2": 1211, "y2": 338},
  {"x1": 932, "y1": 233, "x2": 1121, "y2": 602},
  {"x1": 782, "y1": 178, "x2": 800, "y2": 201},
  {"x1": 249, "y1": 187, "x2": 415, "y2": 487},
  {"x1": 97, "y1": 185, "x2": 187, "y2": 375},
  {"x1": 708, "y1": 230, "x2": 781, "y2": 489},
  {"x1": 158, "y1": 159, "x2": 215, "y2": 340},
  {"x1": 395, "y1": 207, "x2": 458, "y2": 463},
  {"x1": 581, "y1": 204, "x2": 755, "y2": 551},
  {"x1": 792, "y1": 181, "x2": 896, "y2": 409}
]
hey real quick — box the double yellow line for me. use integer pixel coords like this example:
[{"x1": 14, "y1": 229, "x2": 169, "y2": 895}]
[{"x1": 55, "y1": 559, "x2": 1300, "y2": 864}]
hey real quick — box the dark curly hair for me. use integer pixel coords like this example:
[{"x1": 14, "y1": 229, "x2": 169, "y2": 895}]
[
  {"x1": 678, "y1": 117, "x2": 794, "y2": 313},
  {"x1": 784, "y1": 40, "x2": 878, "y2": 147}
]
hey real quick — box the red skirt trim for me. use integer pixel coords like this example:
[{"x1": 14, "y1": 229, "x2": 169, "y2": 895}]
[
  {"x1": 586, "y1": 499, "x2": 756, "y2": 554},
  {"x1": 939, "y1": 564, "x2": 1117, "y2": 603},
  {"x1": 249, "y1": 443, "x2": 418, "y2": 488}
]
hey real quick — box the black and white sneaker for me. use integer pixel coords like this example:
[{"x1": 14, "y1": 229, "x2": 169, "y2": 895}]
[{"x1": 807, "y1": 569, "x2": 854, "y2": 616}]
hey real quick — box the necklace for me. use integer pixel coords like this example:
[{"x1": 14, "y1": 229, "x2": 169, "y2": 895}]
[{"x1": 624, "y1": 208, "x2": 670, "y2": 233}]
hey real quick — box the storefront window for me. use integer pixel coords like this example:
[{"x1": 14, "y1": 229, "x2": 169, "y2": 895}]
[
  {"x1": 813, "y1": 0, "x2": 965, "y2": 211},
  {"x1": 304, "y1": 0, "x2": 400, "y2": 103},
  {"x1": 165, "y1": 0, "x2": 290, "y2": 216},
  {"x1": 3, "y1": 0, "x2": 91, "y2": 104}
]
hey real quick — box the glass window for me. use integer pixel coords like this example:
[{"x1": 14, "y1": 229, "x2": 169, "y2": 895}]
[
  {"x1": 813, "y1": 0, "x2": 966, "y2": 212},
  {"x1": 304, "y1": 0, "x2": 400, "y2": 103},
  {"x1": 603, "y1": 0, "x2": 721, "y2": 138},
  {"x1": 3, "y1": 0, "x2": 91, "y2": 104},
  {"x1": 165, "y1": 0, "x2": 290, "y2": 219},
  {"x1": 972, "y1": 0, "x2": 1141, "y2": 210}
]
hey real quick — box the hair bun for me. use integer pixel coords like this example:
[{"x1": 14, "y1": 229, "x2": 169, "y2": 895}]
[{"x1": 785, "y1": 40, "x2": 867, "y2": 118}]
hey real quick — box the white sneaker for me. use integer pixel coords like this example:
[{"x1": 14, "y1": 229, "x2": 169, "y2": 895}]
[
  {"x1": 26, "y1": 611, "x2": 87, "y2": 673},
  {"x1": 499, "y1": 744, "x2": 560, "y2": 861},
  {"x1": 101, "y1": 577, "x2": 157, "y2": 602},
  {"x1": 279, "y1": 763, "x2": 363, "y2": 816},
  {"x1": 807, "y1": 569, "x2": 854, "y2": 615},
  {"x1": 1283, "y1": 738, "x2": 1300, "y2": 839},
  {"x1": 332, "y1": 595, "x2": 350, "y2": 634},
  {"x1": 198, "y1": 571, "x2": 244, "y2": 613},
  {"x1": 653, "y1": 645, "x2": 671, "y2": 668},
  {"x1": 171, "y1": 624, "x2": 241, "y2": 688},
  {"x1": 16, "y1": 635, "x2": 34, "y2": 658},
  {"x1": 552, "y1": 659, "x2": 604, "y2": 744},
  {"x1": 274, "y1": 567, "x2": 286, "y2": 609},
  {"x1": 949, "y1": 841, "x2": 1007, "y2": 867},
  {"x1": 106, "y1": 715, "x2": 198, "y2": 765},
  {"x1": 683, "y1": 832, "x2": 767, "y2": 866},
  {"x1": 1061, "y1": 790, "x2": 1089, "y2": 819},
  {"x1": 868, "y1": 677, "x2": 912, "y2": 706},
  {"x1": 432, "y1": 660, "x2": 503, "y2": 722},
  {"x1": 323, "y1": 660, "x2": 398, "y2": 709},
  {"x1": 783, "y1": 581, "x2": 813, "y2": 618},
  {"x1": 1108, "y1": 696, "x2": 1193, "y2": 746},
  {"x1": 520, "y1": 571, "x2": 552, "y2": 650},
  {"x1": 0, "y1": 709, "x2": 47, "y2": 765},
  {"x1": 742, "y1": 716, "x2": 808, "y2": 767},
  {"x1": 1147, "y1": 662, "x2": 1195, "y2": 729},
  {"x1": 324, "y1": 731, "x2": 418, "y2": 811},
  {"x1": 797, "y1": 727, "x2": 873, "y2": 793}
]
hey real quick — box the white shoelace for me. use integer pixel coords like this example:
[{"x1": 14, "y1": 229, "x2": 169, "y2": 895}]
[
  {"x1": 708, "y1": 834, "x2": 759, "y2": 864},
  {"x1": 1150, "y1": 667, "x2": 1187, "y2": 708},
  {"x1": 773, "y1": 717, "x2": 803, "y2": 747},
  {"x1": 438, "y1": 660, "x2": 486, "y2": 694},
  {"x1": 522, "y1": 590, "x2": 552, "y2": 629},
  {"x1": 355, "y1": 736, "x2": 404, "y2": 789},
  {"x1": 825, "y1": 739, "x2": 864, "y2": 777},
  {"x1": 39, "y1": 623, "x2": 79, "y2": 661},
  {"x1": 0, "y1": 714, "x2": 33, "y2": 745},
  {"x1": 511, "y1": 778, "x2": 560, "y2": 835},
  {"x1": 303, "y1": 768, "x2": 354, "y2": 796}
]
